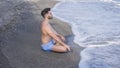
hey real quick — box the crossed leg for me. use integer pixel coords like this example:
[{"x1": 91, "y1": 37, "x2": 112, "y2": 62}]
[{"x1": 51, "y1": 41, "x2": 68, "y2": 53}]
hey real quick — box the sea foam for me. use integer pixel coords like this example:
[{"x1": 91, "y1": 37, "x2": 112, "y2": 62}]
[{"x1": 52, "y1": 0, "x2": 120, "y2": 68}]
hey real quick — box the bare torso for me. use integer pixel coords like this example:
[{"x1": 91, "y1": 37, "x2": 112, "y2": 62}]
[{"x1": 41, "y1": 21, "x2": 55, "y2": 44}]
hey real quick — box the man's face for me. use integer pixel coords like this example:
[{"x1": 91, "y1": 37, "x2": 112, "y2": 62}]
[{"x1": 47, "y1": 11, "x2": 53, "y2": 19}]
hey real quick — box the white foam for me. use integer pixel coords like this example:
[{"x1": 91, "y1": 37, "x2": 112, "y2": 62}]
[
  {"x1": 55, "y1": 0, "x2": 120, "y2": 7},
  {"x1": 112, "y1": 0, "x2": 120, "y2": 6},
  {"x1": 52, "y1": 2, "x2": 120, "y2": 46},
  {"x1": 52, "y1": 1, "x2": 120, "y2": 68},
  {"x1": 79, "y1": 44, "x2": 120, "y2": 68},
  {"x1": 56, "y1": 0, "x2": 114, "y2": 2}
]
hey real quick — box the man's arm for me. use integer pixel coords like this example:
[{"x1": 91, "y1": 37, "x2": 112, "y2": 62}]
[
  {"x1": 52, "y1": 28, "x2": 65, "y2": 41},
  {"x1": 57, "y1": 34, "x2": 65, "y2": 42},
  {"x1": 45, "y1": 26, "x2": 70, "y2": 51},
  {"x1": 45, "y1": 27, "x2": 65, "y2": 46}
]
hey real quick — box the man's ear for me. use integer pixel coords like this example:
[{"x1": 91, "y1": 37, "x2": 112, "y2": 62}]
[
  {"x1": 44, "y1": 14, "x2": 47, "y2": 18},
  {"x1": 45, "y1": 13, "x2": 48, "y2": 17}
]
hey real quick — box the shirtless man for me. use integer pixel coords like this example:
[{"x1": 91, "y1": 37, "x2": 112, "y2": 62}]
[{"x1": 41, "y1": 8, "x2": 71, "y2": 52}]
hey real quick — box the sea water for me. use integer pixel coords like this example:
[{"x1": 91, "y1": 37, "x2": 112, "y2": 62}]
[{"x1": 52, "y1": 0, "x2": 120, "y2": 68}]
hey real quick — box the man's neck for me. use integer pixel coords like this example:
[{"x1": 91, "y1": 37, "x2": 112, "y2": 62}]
[
  {"x1": 42, "y1": 17, "x2": 49, "y2": 24},
  {"x1": 44, "y1": 17, "x2": 49, "y2": 22}
]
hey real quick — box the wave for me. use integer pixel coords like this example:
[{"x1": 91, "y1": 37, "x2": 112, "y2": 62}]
[{"x1": 52, "y1": 1, "x2": 120, "y2": 68}]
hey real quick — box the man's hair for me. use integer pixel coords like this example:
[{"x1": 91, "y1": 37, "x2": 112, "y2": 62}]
[{"x1": 41, "y1": 8, "x2": 51, "y2": 18}]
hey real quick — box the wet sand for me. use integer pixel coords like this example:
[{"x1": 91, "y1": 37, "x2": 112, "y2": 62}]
[{"x1": 0, "y1": 0, "x2": 84, "y2": 68}]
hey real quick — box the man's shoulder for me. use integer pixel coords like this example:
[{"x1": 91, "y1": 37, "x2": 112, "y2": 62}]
[{"x1": 42, "y1": 24, "x2": 50, "y2": 31}]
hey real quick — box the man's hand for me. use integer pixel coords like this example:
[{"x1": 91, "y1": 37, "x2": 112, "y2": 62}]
[
  {"x1": 57, "y1": 35, "x2": 66, "y2": 42},
  {"x1": 64, "y1": 44, "x2": 71, "y2": 52},
  {"x1": 56, "y1": 34, "x2": 71, "y2": 51},
  {"x1": 60, "y1": 36, "x2": 65, "y2": 42}
]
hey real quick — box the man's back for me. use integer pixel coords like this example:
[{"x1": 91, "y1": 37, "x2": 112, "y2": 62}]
[{"x1": 41, "y1": 21, "x2": 52, "y2": 44}]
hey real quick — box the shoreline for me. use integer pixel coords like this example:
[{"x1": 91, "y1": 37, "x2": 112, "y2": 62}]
[
  {"x1": 51, "y1": 1, "x2": 120, "y2": 68},
  {"x1": 0, "y1": 0, "x2": 84, "y2": 68}
]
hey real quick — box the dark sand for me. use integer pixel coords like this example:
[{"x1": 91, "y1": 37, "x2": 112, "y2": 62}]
[{"x1": 0, "y1": 0, "x2": 84, "y2": 68}]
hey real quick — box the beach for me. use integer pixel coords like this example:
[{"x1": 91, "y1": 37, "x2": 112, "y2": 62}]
[{"x1": 0, "y1": 0, "x2": 84, "y2": 68}]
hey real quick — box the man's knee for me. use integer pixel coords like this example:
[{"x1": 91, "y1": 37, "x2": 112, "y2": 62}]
[{"x1": 61, "y1": 47, "x2": 67, "y2": 52}]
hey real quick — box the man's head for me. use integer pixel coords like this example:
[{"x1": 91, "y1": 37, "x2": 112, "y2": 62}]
[{"x1": 41, "y1": 8, "x2": 53, "y2": 19}]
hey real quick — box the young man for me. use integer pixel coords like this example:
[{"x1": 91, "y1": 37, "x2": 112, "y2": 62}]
[{"x1": 41, "y1": 8, "x2": 71, "y2": 52}]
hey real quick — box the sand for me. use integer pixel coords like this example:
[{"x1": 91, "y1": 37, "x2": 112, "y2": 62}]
[{"x1": 0, "y1": 0, "x2": 84, "y2": 68}]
